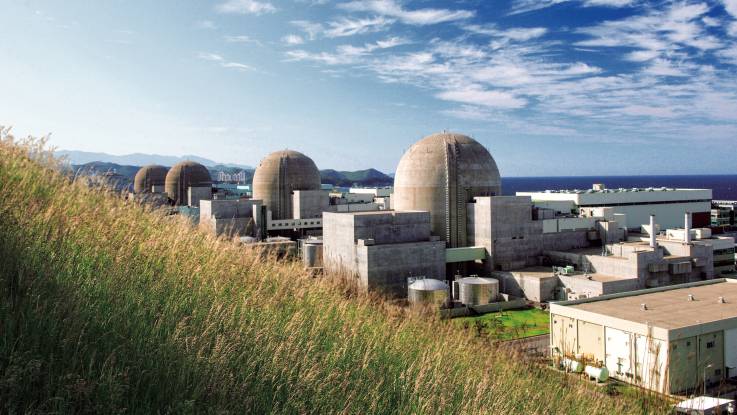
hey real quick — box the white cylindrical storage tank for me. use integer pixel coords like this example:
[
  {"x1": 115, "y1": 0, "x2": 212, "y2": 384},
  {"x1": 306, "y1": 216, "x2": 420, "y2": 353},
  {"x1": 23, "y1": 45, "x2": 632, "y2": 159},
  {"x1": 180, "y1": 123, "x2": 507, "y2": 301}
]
[
  {"x1": 458, "y1": 277, "x2": 498, "y2": 306},
  {"x1": 585, "y1": 365, "x2": 609, "y2": 382},
  {"x1": 408, "y1": 278, "x2": 449, "y2": 306},
  {"x1": 562, "y1": 358, "x2": 585, "y2": 373},
  {"x1": 302, "y1": 239, "x2": 323, "y2": 268}
]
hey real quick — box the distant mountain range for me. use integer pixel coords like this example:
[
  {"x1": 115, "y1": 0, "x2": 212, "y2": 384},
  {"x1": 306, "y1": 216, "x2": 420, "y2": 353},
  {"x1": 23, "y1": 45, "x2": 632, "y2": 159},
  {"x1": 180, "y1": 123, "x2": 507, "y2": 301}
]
[
  {"x1": 70, "y1": 161, "x2": 394, "y2": 188},
  {"x1": 56, "y1": 150, "x2": 253, "y2": 170}
]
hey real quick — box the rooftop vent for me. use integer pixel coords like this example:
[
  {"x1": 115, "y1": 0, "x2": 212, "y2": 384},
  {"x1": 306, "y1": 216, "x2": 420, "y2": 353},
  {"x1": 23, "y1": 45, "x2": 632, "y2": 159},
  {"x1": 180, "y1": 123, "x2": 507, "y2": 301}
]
[
  {"x1": 688, "y1": 294, "x2": 695, "y2": 301},
  {"x1": 640, "y1": 303, "x2": 648, "y2": 311}
]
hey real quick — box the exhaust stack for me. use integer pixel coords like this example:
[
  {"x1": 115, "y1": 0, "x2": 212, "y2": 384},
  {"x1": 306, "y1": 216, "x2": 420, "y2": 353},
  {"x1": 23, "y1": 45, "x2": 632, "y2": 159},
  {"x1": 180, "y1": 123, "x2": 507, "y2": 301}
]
[
  {"x1": 684, "y1": 212, "x2": 692, "y2": 244},
  {"x1": 649, "y1": 215, "x2": 657, "y2": 249}
]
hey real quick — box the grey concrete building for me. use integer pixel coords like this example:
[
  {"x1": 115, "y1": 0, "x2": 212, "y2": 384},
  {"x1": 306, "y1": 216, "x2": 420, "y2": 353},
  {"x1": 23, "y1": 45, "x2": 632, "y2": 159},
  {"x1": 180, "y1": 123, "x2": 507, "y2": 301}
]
[
  {"x1": 322, "y1": 210, "x2": 445, "y2": 296},
  {"x1": 200, "y1": 199, "x2": 259, "y2": 237}
]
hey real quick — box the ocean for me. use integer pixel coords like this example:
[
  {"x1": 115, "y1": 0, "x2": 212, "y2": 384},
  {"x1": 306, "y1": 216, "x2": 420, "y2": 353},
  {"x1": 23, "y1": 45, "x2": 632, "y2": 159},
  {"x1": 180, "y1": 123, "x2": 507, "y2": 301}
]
[{"x1": 501, "y1": 175, "x2": 737, "y2": 201}]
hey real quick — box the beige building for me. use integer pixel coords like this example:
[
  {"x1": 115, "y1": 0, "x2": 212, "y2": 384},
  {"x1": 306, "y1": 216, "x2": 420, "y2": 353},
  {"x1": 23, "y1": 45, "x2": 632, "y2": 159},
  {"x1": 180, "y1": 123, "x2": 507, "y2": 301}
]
[{"x1": 550, "y1": 279, "x2": 737, "y2": 395}]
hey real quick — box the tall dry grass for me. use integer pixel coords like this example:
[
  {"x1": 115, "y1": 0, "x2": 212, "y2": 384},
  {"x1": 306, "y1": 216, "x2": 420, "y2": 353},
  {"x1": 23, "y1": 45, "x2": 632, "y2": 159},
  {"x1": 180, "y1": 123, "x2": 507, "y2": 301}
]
[{"x1": 0, "y1": 128, "x2": 667, "y2": 414}]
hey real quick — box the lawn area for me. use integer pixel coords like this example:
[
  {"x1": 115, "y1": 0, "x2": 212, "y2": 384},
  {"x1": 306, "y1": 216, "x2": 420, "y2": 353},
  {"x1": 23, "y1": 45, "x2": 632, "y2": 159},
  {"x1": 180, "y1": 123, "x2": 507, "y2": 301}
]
[{"x1": 455, "y1": 308, "x2": 550, "y2": 340}]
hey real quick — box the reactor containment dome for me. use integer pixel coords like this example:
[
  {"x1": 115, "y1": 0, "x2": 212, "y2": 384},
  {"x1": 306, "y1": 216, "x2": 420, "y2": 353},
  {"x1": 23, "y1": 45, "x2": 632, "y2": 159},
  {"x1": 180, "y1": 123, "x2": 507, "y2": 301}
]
[
  {"x1": 393, "y1": 132, "x2": 501, "y2": 248},
  {"x1": 133, "y1": 165, "x2": 168, "y2": 193},
  {"x1": 252, "y1": 150, "x2": 321, "y2": 220},
  {"x1": 164, "y1": 161, "x2": 212, "y2": 206}
]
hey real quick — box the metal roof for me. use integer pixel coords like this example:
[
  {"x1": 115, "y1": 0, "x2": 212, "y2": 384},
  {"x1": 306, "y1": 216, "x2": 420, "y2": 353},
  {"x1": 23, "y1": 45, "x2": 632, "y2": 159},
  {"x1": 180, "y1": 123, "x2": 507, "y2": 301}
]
[{"x1": 565, "y1": 279, "x2": 737, "y2": 330}]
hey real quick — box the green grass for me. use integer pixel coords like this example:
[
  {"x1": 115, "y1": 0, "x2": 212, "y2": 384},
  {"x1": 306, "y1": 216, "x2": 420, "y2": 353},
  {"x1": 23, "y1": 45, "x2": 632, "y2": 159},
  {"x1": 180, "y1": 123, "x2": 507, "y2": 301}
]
[
  {"x1": 0, "y1": 130, "x2": 669, "y2": 414},
  {"x1": 455, "y1": 308, "x2": 550, "y2": 340}
]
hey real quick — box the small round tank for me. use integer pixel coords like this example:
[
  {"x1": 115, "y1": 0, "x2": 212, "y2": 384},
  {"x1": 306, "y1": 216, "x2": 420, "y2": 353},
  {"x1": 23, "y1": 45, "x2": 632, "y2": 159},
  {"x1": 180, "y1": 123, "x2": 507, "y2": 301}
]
[
  {"x1": 302, "y1": 239, "x2": 323, "y2": 268},
  {"x1": 458, "y1": 277, "x2": 498, "y2": 306},
  {"x1": 408, "y1": 278, "x2": 448, "y2": 306},
  {"x1": 585, "y1": 365, "x2": 609, "y2": 382},
  {"x1": 133, "y1": 165, "x2": 168, "y2": 193}
]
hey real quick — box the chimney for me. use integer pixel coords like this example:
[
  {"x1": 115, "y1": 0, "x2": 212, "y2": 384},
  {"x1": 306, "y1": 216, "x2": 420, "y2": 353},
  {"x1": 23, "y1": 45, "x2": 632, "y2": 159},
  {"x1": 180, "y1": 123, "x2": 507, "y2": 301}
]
[
  {"x1": 649, "y1": 215, "x2": 657, "y2": 249},
  {"x1": 684, "y1": 212, "x2": 692, "y2": 244}
]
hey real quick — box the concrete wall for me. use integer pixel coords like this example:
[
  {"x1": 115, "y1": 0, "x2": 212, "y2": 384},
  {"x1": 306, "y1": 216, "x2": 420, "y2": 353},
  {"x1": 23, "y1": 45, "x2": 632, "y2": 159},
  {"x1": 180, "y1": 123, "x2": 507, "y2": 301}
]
[
  {"x1": 356, "y1": 240, "x2": 446, "y2": 296},
  {"x1": 323, "y1": 211, "x2": 443, "y2": 296},
  {"x1": 558, "y1": 275, "x2": 639, "y2": 298},
  {"x1": 469, "y1": 196, "x2": 544, "y2": 272},
  {"x1": 542, "y1": 230, "x2": 590, "y2": 251},
  {"x1": 199, "y1": 199, "x2": 255, "y2": 237},
  {"x1": 492, "y1": 271, "x2": 558, "y2": 302},
  {"x1": 293, "y1": 190, "x2": 330, "y2": 219},
  {"x1": 189, "y1": 186, "x2": 212, "y2": 208}
]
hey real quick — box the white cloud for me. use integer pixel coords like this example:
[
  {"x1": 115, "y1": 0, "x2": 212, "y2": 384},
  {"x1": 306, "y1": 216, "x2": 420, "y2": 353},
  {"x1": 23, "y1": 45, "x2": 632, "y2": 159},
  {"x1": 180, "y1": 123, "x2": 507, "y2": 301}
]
[
  {"x1": 291, "y1": 20, "x2": 324, "y2": 40},
  {"x1": 436, "y1": 87, "x2": 527, "y2": 109},
  {"x1": 339, "y1": 0, "x2": 474, "y2": 25},
  {"x1": 324, "y1": 16, "x2": 393, "y2": 37},
  {"x1": 285, "y1": 37, "x2": 408, "y2": 65},
  {"x1": 509, "y1": 0, "x2": 635, "y2": 15},
  {"x1": 618, "y1": 105, "x2": 678, "y2": 118},
  {"x1": 722, "y1": 0, "x2": 737, "y2": 17},
  {"x1": 197, "y1": 52, "x2": 253, "y2": 72},
  {"x1": 282, "y1": 34, "x2": 305, "y2": 45},
  {"x1": 466, "y1": 24, "x2": 547, "y2": 42},
  {"x1": 216, "y1": 0, "x2": 276, "y2": 15},
  {"x1": 197, "y1": 52, "x2": 225, "y2": 62},
  {"x1": 730, "y1": 21, "x2": 737, "y2": 36},
  {"x1": 195, "y1": 20, "x2": 217, "y2": 29},
  {"x1": 224, "y1": 35, "x2": 262, "y2": 45}
]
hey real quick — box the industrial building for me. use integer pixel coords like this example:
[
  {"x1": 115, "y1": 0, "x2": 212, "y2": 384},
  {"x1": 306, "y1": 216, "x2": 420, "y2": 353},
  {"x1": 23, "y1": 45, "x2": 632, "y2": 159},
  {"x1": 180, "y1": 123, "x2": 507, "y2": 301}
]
[
  {"x1": 713, "y1": 200, "x2": 737, "y2": 227},
  {"x1": 128, "y1": 131, "x2": 730, "y2": 308},
  {"x1": 518, "y1": 185, "x2": 712, "y2": 230},
  {"x1": 550, "y1": 279, "x2": 737, "y2": 395},
  {"x1": 322, "y1": 210, "x2": 446, "y2": 296}
]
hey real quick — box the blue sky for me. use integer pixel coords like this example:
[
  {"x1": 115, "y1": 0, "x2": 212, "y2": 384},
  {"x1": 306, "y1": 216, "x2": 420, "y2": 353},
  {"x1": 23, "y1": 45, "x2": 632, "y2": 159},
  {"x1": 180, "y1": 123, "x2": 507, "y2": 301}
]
[{"x1": 2, "y1": 0, "x2": 737, "y2": 176}]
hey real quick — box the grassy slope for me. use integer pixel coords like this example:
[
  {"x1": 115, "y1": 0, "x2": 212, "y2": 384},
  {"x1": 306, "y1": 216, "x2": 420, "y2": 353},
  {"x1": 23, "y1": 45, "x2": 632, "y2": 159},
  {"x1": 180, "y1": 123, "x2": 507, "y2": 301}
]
[
  {"x1": 455, "y1": 309, "x2": 550, "y2": 340},
  {"x1": 0, "y1": 134, "x2": 667, "y2": 414}
]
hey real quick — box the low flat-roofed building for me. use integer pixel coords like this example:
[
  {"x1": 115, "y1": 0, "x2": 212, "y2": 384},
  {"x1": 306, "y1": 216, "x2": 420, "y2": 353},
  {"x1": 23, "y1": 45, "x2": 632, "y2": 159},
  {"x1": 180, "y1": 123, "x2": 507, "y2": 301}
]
[
  {"x1": 518, "y1": 184, "x2": 712, "y2": 230},
  {"x1": 550, "y1": 279, "x2": 737, "y2": 395}
]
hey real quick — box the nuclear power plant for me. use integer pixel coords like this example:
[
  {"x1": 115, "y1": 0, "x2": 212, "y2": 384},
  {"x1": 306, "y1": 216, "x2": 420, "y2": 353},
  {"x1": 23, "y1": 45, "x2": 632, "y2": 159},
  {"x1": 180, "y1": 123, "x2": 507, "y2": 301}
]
[
  {"x1": 129, "y1": 131, "x2": 734, "y2": 306},
  {"x1": 126, "y1": 130, "x2": 736, "y2": 396}
]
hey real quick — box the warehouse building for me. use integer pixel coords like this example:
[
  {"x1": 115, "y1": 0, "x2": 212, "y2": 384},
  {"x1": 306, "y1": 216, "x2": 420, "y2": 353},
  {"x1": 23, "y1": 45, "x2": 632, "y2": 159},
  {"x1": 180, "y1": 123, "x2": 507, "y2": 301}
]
[
  {"x1": 550, "y1": 279, "x2": 737, "y2": 395},
  {"x1": 518, "y1": 185, "x2": 712, "y2": 230}
]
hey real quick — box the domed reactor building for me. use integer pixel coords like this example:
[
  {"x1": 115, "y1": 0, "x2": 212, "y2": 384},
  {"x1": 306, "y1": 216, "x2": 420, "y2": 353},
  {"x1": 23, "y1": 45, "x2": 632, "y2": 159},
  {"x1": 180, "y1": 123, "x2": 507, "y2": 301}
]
[
  {"x1": 133, "y1": 165, "x2": 168, "y2": 194},
  {"x1": 165, "y1": 161, "x2": 213, "y2": 206},
  {"x1": 252, "y1": 150, "x2": 321, "y2": 220},
  {"x1": 393, "y1": 132, "x2": 501, "y2": 248}
]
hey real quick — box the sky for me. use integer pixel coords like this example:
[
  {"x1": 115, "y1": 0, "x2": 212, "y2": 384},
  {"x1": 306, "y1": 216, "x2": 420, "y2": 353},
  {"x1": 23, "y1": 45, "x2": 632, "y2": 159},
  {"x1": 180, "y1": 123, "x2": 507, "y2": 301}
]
[{"x1": 2, "y1": 0, "x2": 737, "y2": 176}]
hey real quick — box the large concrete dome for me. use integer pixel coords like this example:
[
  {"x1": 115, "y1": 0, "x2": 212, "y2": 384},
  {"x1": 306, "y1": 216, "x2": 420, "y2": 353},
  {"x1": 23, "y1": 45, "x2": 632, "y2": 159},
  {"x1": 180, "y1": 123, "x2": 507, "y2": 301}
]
[
  {"x1": 164, "y1": 161, "x2": 212, "y2": 205},
  {"x1": 133, "y1": 165, "x2": 168, "y2": 193},
  {"x1": 393, "y1": 132, "x2": 501, "y2": 248},
  {"x1": 252, "y1": 150, "x2": 321, "y2": 220}
]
